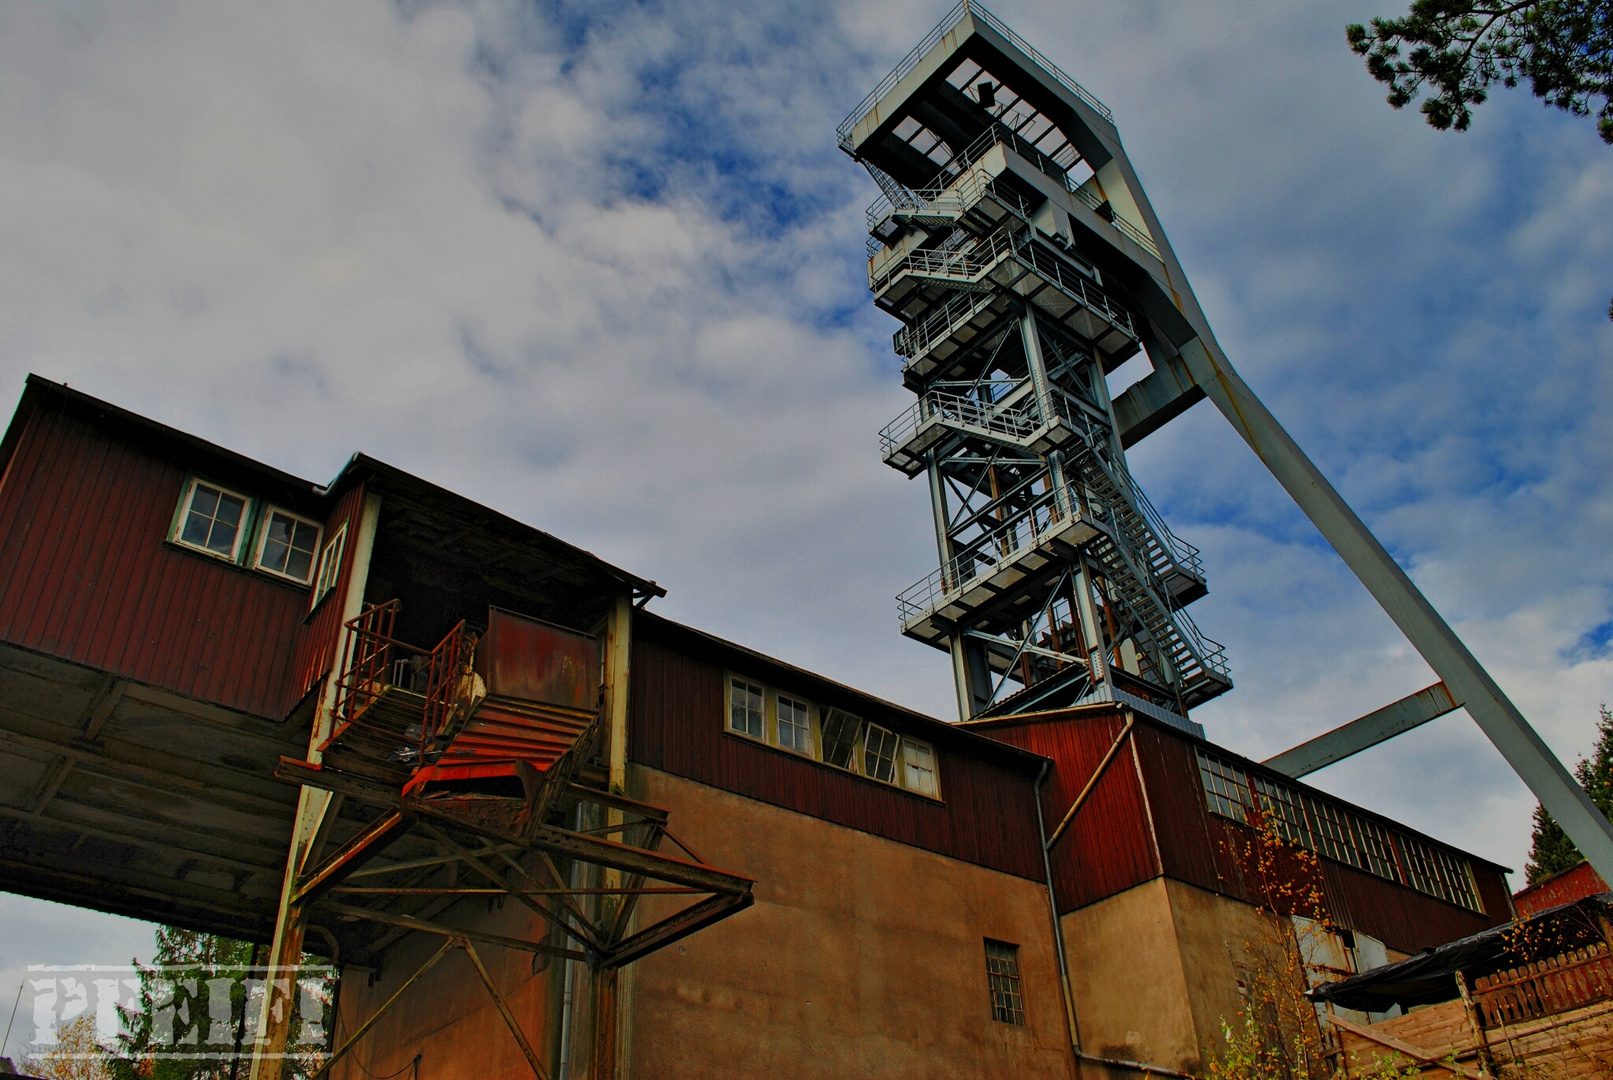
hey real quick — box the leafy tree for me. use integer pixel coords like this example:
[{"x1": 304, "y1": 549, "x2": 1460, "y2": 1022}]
[
  {"x1": 24, "y1": 1015, "x2": 113, "y2": 1080},
  {"x1": 108, "y1": 927, "x2": 331, "y2": 1080},
  {"x1": 1347, "y1": 2, "x2": 1613, "y2": 144},
  {"x1": 1524, "y1": 702, "x2": 1613, "y2": 884}
]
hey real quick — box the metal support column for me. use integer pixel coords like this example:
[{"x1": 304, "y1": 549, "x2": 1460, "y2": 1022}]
[{"x1": 250, "y1": 492, "x2": 383, "y2": 1080}]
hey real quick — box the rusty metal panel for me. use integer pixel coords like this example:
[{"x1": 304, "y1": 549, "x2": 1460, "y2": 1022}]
[
  {"x1": 0, "y1": 396, "x2": 317, "y2": 719},
  {"x1": 477, "y1": 607, "x2": 599, "y2": 710}
]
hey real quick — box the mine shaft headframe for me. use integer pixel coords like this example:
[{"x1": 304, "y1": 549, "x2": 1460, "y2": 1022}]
[
  {"x1": 848, "y1": 1, "x2": 1613, "y2": 886},
  {"x1": 840, "y1": 1, "x2": 1211, "y2": 452}
]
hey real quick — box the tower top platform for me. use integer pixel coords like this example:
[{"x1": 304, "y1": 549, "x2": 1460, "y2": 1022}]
[{"x1": 837, "y1": 1, "x2": 1114, "y2": 176}]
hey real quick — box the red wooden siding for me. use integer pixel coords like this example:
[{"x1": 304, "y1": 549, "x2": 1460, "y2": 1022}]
[
  {"x1": 627, "y1": 627, "x2": 1046, "y2": 881},
  {"x1": 1131, "y1": 723, "x2": 1507, "y2": 954},
  {"x1": 981, "y1": 710, "x2": 1159, "y2": 911},
  {"x1": 0, "y1": 400, "x2": 315, "y2": 718},
  {"x1": 286, "y1": 483, "x2": 366, "y2": 706}
]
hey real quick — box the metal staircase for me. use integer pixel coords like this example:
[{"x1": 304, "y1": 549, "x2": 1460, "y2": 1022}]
[{"x1": 1074, "y1": 455, "x2": 1229, "y2": 708}]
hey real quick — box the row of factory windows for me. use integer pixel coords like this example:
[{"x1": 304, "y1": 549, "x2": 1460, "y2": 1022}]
[
  {"x1": 168, "y1": 475, "x2": 344, "y2": 603},
  {"x1": 726, "y1": 675, "x2": 940, "y2": 799},
  {"x1": 1195, "y1": 749, "x2": 1484, "y2": 914}
]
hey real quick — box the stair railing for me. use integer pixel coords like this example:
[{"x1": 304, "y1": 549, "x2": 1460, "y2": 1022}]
[
  {"x1": 420, "y1": 621, "x2": 478, "y2": 763},
  {"x1": 334, "y1": 600, "x2": 401, "y2": 729}
]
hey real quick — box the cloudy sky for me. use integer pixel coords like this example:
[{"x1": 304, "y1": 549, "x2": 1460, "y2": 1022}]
[{"x1": 1, "y1": 0, "x2": 1610, "y2": 1002}]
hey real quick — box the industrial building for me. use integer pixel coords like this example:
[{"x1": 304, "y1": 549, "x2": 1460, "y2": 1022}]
[
  {"x1": 2, "y1": 1, "x2": 1590, "y2": 1078},
  {"x1": 0, "y1": 383, "x2": 1510, "y2": 1079}
]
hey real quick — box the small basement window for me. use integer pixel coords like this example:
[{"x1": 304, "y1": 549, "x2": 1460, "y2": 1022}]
[
  {"x1": 863, "y1": 723, "x2": 899, "y2": 784},
  {"x1": 728, "y1": 677, "x2": 765, "y2": 739},
  {"x1": 311, "y1": 525, "x2": 347, "y2": 605},
  {"x1": 777, "y1": 694, "x2": 812, "y2": 754},
  {"x1": 984, "y1": 940, "x2": 1026, "y2": 1025},
  {"x1": 255, "y1": 508, "x2": 321, "y2": 584},
  {"x1": 175, "y1": 479, "x2": 250, "y2": 560}
]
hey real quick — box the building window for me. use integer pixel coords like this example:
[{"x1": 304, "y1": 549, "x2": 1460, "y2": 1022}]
[
  {"x1": 254, "y1": 508, "x2": 321, "y2": 584},
  {"x1": 1196, "y1": 749, "x2": 1251, "y2": 823},
  {"x1": 312, "y1": 525, "x2": 347, "y2": 605},
  {"x1": 1253, "y1": 776, "x2": 1311, "y2": 848},
  {"x1": 821, "y1": 708, "x2": 862, "y2": 770},
  {"x1": 864, "y1": 723, "x2": 899, "y2": 783},
  {"x1": 175, "y1": 479, "x2": 250, "y2": 560},
  {"x1": 1352, "y1": 815, "x2": 1402, "y2": 883},
  {"x1": 902, "y1": 738, "x2": 938, "y2": 797},
  {"x1": 1305, "y1": 796, "x2": 1365, "y2": 872},
  {"x1": 729, "y1": 677, "x2": 765, "y2": 739},
  {"x1": 984, "y1": 940, "x2": 1026, "y2": 1025},
  {"x1": 777, "y1": 694, "x2": 812, "y2": 754}
]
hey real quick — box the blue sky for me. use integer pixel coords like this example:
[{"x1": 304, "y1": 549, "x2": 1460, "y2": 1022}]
[{"x1": 0, "y1": 0, "x2": 1610, "y2": 1001}]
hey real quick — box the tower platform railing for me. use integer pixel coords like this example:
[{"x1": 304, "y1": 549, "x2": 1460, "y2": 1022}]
[
  {"x1": 871, "y1": 223, "x2": 1137, "y2": 342},
  {"x1": 865, "y1": 120, "x2": 1162, "y2": 262},
  {"x1": 897, "y1": 481, "x2": 1095, "y2": 629},
  {"x1": 836, "y1": 0, "x2": 1112, "y2": 154}
]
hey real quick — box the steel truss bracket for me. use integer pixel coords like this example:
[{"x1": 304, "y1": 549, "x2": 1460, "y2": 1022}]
[{"x1": 274, "y1": 757, "x2": 755, "y2": 974}]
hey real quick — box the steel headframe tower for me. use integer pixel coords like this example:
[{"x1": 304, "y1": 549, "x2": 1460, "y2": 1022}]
[{"x1": 840, "y1": 1, "x2": 1613, "y2": 881}]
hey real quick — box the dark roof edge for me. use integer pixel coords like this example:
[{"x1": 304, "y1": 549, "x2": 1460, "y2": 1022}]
[
  {"x1": 336, "y1": 454, "x2": 665, "y2": 601},
  {"x1": 637, "y1": 611, "x2": 1049, "y2": 775},
  {"x1": 964, "y1": 703, "x2": 1511, "y2": 874},
  {"x1": 4, "y1": 377, "x2": 666, "y2": 603},
  {"x1": 9, "y1": 375, "x2": 325, "y2": 496}
]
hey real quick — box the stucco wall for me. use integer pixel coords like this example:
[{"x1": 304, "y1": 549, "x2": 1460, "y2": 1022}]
[
  {"x1": 624, "y1": 765, "x2": 1075, "y2": 1080},
  {"x1": 1060, "y1": 876, "x2": 1280, "y2": 1076}
]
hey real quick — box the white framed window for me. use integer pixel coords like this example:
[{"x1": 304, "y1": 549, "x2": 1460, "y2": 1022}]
[
  {"x1": 985, "y1": 940, "x2": 1026, "y2": 1025},
  {"x1": 901, "y1": 738, "x2": 939, "y2": 797},
  {"x1": 254, "y1": 508, "x2": 322, "y2": 584},
  {"x1": 728, "y1": 677, "x2": 765, "y2": 739},
  {"x1": 311, "y1": 525, "x2": 347, "y2": 606},
  {"x1": 777, "y1": 694, "x2": 813, "y2": 754},
  {"x1": 820, "y1": 708, "x2": 862, "y2": 770},
  {"x1": 863, "y1": 722, "x2": 899, "y2": 784},
  {"x1": 174, "y1": 478, "x2": 251, "y2": 560}
]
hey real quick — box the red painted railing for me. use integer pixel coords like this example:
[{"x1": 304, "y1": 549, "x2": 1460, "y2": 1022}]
[
  {"x1": 421, "y1": 620, "x2": 476, "y2": 761},
  {"x1": 333, "y1": 600, "x2": 401, "y2": 728}
]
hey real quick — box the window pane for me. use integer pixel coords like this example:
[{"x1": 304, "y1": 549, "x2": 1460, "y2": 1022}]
[
  {"x1": 985, "y1": 940, "x2": 1026, "y2": 1025},
  {"x1": 778, "y1": 695, "x2": 811, "y2": 753},
  {"x1": 864, "y1": 724, "x2": 898, "y2": 783},
  {"x1": 285, "y1": 546, "x2": 314, "y2": 581},
  {"x1": 181, "y1": 509, "x2": 213, "y2": 547},
  {"x1": 180, "y1": 483, "x2": 221, "y2": 548},
  {"x1": 902, "y1": 740, "x2": 938, "y2": 796},
  {"x1": 729, "y1": 679, "x2": 764, "y2": 739},
  {"x1": 260, "y1": 513, "x2": 294, "y2": 573},
  {"x1": 821, "y1": 709, "x2": 862, "y2": 770},
  {"x1": 290, "y1": 520, "x2": 319, "y2": 556}
]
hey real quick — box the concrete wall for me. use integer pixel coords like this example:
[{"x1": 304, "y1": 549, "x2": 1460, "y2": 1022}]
[
  {"x1": 624, "y1": 765, "x2": 1075, "y2": 1080},
  {"x1": 1061, "y1": 877, "x2": 1273, "y2": 1077}
]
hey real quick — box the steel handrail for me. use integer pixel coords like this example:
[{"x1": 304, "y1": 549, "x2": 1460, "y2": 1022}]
[
  {"x1": 879, "y1": 383, "x2": 1040, "y2": 456},
  {"x1": 897, "y1": 483, "x2": 1085, "y2": 627},
  {"x1": 873, "y1": 224, "x2": 1137, "y2": 345},
  {"x1": 837, "y1": 0, "x2": 1112, "y2": 152},
  {"x1": 866, "y1": 120, "x2": 1163, "y2": 263}
]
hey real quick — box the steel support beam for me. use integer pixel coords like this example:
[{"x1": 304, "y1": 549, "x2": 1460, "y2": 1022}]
[
  {"x1": 1264, "y1": 682, "x2": 1460, "y2": 778},
  {"x1": 1174, "y1": 334, "x2": 1613, "y2": 881},
  {"x1": 251, "y1": 492, "x2": 382, "y2": 1080}
]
